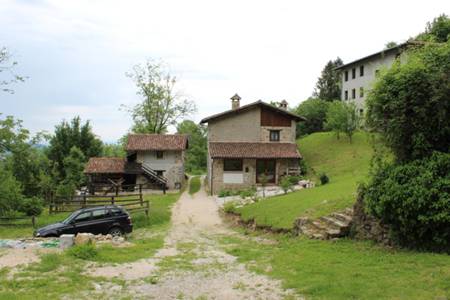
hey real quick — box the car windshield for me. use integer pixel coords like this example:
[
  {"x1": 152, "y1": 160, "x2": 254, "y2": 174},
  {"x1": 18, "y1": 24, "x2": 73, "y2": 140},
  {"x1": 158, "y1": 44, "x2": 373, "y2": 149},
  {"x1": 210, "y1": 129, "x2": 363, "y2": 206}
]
[{"x1": 62, "y1": 211, "x2": 82, "y2": 224}]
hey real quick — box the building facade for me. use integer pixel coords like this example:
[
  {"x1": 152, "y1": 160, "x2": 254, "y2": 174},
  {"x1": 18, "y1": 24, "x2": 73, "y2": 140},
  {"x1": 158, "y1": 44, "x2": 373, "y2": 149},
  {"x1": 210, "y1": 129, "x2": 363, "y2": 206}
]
[
  {"x1": 336, "y1": 41, "x2": 421, "y2": 111},
  {"x1": 201, "y1": 94, "x2": 305, "y2": 195}
]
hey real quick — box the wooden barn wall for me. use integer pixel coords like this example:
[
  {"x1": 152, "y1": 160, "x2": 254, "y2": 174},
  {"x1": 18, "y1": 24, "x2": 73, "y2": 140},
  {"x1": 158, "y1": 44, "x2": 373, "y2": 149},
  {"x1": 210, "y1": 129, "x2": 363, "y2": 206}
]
[{"x1": 260, "y1": 107, "x2": 291, "y2": 127}]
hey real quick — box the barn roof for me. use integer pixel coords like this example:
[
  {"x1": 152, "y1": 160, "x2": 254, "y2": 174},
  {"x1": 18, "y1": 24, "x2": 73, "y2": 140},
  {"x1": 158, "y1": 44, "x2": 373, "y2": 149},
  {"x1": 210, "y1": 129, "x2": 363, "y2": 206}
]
[
  {"x1": 200, "y1": 100, "x2": 305, "y2": 124},
  {"x1": 209, "y1": 142, "x2": 301, "y2": 159},
  {"x1": 126, "y1": 134, "x2": 188, "y2": 151}
]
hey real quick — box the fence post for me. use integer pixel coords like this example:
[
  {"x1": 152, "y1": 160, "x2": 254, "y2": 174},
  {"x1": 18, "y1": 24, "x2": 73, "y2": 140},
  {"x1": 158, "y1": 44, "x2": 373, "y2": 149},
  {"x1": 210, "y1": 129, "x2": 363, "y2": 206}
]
[
  {"x1": 32, "y1": 216, "x2": 36, "y2": 228},
  {"x1": 83, "y1": 194, "x2": 87, "y2": 208},
  {"x1": 111, "y1": 196, "x2": 114, "y2": 205},
  {"x1": 115, "y1": 185, "x2": 119, "y2": 196}
]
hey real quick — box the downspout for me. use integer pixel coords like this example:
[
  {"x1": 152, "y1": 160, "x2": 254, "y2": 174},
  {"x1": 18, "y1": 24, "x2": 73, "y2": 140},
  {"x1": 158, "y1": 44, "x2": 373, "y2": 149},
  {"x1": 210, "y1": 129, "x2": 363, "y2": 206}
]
[{"x1": 210, "y1": 158, "x2": 214, "y2": 195}]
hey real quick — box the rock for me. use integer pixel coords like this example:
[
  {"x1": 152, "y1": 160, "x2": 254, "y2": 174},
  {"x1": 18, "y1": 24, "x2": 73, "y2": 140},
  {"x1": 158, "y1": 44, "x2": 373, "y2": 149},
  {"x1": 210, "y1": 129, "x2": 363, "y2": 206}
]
[
  {"x1": 74, "y1": 233, "x2": 95, "y2": 245},
  {"x1": 60, "y1": 234, "x2": 75, "y2": 249}
]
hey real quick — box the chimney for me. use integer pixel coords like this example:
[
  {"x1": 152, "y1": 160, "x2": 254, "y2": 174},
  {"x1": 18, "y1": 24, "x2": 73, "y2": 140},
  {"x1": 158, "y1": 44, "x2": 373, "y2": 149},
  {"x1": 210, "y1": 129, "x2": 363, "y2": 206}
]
[
  {"x1": 279, "y1": 99, "x2": 288, "y2": 110},
  {"x1": 231, "y1": 93, "x2": 241, "y2": 110}
]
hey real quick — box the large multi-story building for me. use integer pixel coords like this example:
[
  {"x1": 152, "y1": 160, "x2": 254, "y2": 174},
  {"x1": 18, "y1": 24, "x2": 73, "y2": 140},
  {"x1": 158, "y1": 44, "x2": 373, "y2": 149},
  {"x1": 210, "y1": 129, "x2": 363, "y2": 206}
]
[{"x1": 336, "y1": 41, "x2": 421, "y2": 112}]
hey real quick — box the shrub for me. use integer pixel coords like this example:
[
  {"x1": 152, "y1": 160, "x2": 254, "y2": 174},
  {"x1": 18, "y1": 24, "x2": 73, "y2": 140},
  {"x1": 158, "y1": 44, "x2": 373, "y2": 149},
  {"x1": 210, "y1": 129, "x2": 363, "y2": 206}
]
[
  {"x1": 240, "y1": 187, "x2": 256, "y2": 199},
  {"x1": 288, "y1": 175, "x2": 302, "y2": 185},
  {"x1": 55, "y1": 183, "x2": 76, "y2": 199},
  {"x1": 21, "y1": 197, "x2": 43, "y2": 216},
  {"x1": 223, "y1": 201, "x2": 238, "y2": 214},
  {"x1": 218, "y1": 189, "x2": 232, "y2": 198},
  {"x1": 67, "y1": 242, "x2": 98, "y2": 260},
  {"x1": 280, "y1": 176, "x2": 293, "y2": 194},
  {"x1": 364, "y1": 152, "x2": 450, "y2": 252},
  {"x1": 319, "y1": 173, "x2": 329, "y2": 185},
  {"x1": 298, "y1": 159, "x2": 308, "y2": 175}
]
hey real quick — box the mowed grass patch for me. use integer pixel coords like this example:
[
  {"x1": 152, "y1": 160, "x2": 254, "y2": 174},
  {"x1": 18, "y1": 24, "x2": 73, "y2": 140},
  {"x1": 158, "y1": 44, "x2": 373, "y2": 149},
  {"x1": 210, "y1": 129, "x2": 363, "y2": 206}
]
[
  {"x1": 220, "y1": 233, "x2": 450, "y2": 300},
  {"x1": 237, "y1": 132, "x2": 373, "y2": 229},
  {"x1": 189, "y1": 176, "x2": 201, "y2": 195}
]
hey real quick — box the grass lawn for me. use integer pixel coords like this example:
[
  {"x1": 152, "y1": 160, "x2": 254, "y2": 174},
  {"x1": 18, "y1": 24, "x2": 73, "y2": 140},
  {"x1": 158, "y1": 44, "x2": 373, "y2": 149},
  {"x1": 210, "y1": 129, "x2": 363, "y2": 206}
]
[
  {"x1": 189, "y1": 176, "x2": 201, "y2": 195},
  {"x1": 237, "y1": 131, "x2": 374, "y2": 230},
  {"x1": 220, "y1": 232, "x2": 450, "y2": 300}
]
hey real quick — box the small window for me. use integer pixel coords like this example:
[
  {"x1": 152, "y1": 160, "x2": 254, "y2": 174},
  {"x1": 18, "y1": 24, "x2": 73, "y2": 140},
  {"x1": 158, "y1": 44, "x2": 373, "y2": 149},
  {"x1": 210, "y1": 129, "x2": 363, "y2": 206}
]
[
  {"x1": 352, "y1": 68, "x2": 356, "y2": 79},
  {"x1": 344, "y1": 71, "x2": 348, "y2": 81},
  {"x1": 223, "y1": 159, "x2": 243, "y2": 172},
  {"x1": 352, "y1": 89, "x2": 356, "y2": 99},
  {"x1": 360, "y1": 65, "x2": 364, "y2": 76},
  {"x1": 359, "y1": 87, "x2": 364, "y2": 98},
  {"x1": 74, "y1": 212, "x2": 91, "y2": 223},
  {"x1": 269, "y1": 130, "x2": 280, "y2": 142},
  {"x1": 92, "y1": 209, "x2": 107, "y2": 220},
  {"x1": 156, "y1": 151, "x2": 164, "y2": 159},
  {"x1": 344, "y1": 90, "x2": 348, "y2": 100}
]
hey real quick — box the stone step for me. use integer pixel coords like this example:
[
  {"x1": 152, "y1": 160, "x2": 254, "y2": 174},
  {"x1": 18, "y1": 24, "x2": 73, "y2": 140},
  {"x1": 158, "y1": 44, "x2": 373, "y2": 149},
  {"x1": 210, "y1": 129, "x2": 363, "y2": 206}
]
[
  {"x1": 325, "y1": 229, "x2": 342, "y2": 239},
  {"x1": 344, "y1": 207, "x2": 354, "y2": 215},
  {"x1": 331, "y1": 212, "x2": 352, "y2": 224},
  {"x1": 320, "y1": 216, "x2": 349, "y2": 230},
  {"x1": 312, "y1": 233, "x2": 325, "y2": 239},
  {"x1": 310, "y1": 220, "x2": 327, "y2": 231}
]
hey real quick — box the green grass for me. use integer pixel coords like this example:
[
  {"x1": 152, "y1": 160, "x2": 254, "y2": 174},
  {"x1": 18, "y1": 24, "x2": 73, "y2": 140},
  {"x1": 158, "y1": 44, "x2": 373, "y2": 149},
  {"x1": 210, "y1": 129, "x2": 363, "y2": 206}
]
[
  {"x1": 0, "y1": 192, "x2": 180, "y2": 299},
  {"x1": 219, "y1": 232, "x2": 450, "y2": 300},
  {"x1": 237, "y1": 131, "x2": 373, "y2": 229},
  {"x1": 189, "y1": 176, "x2": 201, "y2": 195}
]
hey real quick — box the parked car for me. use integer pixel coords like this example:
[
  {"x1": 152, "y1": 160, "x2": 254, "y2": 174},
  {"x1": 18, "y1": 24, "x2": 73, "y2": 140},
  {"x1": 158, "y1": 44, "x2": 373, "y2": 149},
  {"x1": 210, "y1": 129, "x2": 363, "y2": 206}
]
[{"x1": 34, "y1": 205, "x2": 133, "y2": 237}]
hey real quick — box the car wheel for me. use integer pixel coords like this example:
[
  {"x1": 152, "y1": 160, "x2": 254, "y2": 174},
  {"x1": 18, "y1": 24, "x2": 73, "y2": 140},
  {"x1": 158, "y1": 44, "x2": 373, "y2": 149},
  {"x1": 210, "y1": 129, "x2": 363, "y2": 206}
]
[{"x1": 108, "y1": 227, "x2": 123, "y2": 237}]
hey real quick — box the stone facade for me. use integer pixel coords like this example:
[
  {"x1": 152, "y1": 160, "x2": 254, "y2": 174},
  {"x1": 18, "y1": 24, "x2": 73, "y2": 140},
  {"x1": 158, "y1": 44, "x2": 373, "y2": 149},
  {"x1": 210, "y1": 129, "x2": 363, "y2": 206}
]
[
  {"x1": 260, "y1": 121, "x2": 296, "y2": 143},
  {"x1": 208, "y1": 108, "x2": 261, "y2": 142}
]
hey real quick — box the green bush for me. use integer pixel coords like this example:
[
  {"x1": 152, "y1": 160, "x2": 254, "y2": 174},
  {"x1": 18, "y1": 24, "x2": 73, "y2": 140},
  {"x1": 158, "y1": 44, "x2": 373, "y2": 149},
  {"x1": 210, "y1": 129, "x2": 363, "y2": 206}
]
[
  {"x1": 280, "y1": 176, "x2": 293, "y2": 194},
  {"x1": 288, "y1": 175, "x2": 302, "y2": 185},
  {"x1": 67, "y1": 242, "x2": 98, "y2": 260},
  {"x1": 364, "y1": 152, "x2": 450, "y2": 252},
  {"x1": 223, "y1": 201, "x2": 238, "y2": 214},
  {"x1": 298, "y1": 159, "x2": 308, "y2": 175},
  {"x1": 319, "y1": 173, "x2": 329, "y2": 185},
  {"x1": 240, "y1": 187, "x2": 256, "y2": 199},
  {"x1": 21, "y1": 197, "x2": 44, "y2": 216}
]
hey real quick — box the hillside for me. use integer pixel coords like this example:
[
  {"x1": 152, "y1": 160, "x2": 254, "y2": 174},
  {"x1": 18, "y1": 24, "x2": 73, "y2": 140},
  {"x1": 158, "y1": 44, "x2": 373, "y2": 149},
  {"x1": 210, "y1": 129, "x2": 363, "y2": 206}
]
[{"x1": 237, "y1": 131, "x2": 373, "y2": 230}]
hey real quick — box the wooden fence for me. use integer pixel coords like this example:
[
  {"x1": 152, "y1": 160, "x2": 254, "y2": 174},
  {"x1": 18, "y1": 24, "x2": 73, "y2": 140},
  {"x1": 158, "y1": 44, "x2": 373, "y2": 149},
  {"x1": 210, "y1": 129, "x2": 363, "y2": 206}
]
[
  {"x1": 0, "y1": 216, "x2": 36, "y2": 228},
  {"x1": 49, "y1": 193, "x2": 149, "y2": 216}
]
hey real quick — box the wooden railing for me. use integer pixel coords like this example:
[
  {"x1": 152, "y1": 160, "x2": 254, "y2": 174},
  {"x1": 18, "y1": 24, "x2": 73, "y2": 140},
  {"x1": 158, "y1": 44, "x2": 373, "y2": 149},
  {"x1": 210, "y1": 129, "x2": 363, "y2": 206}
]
[{"x1": 0, "y1": 216, "x2": 36, "y2": 228}]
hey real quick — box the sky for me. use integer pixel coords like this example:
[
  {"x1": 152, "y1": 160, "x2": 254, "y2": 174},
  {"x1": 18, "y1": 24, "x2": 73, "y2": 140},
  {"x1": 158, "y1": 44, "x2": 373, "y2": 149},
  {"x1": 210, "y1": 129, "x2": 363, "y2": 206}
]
[{"x1": 1, "y1": 0, "x2": 449, "y2": 142}]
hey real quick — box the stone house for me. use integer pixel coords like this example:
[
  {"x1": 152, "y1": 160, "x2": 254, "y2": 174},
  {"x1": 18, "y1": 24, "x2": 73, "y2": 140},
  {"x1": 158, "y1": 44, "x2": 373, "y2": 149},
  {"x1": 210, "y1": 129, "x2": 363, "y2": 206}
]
[
  {"x1": 200, "y1": 94, "x2": 305, "y2": 195},
  {"x1": 84, "y1": 134, "x2": 188, "y2": 191}
]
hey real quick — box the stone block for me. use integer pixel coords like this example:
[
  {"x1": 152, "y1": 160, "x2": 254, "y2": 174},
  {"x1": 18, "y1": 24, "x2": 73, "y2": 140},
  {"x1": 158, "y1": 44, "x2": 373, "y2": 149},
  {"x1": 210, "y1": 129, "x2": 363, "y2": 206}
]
[
  {"x1": 59, "y1": 234, "x2": 75, "y2": 249},
  {"x1": 74, "y1": 233, "x2": 95, "y2": 245}
]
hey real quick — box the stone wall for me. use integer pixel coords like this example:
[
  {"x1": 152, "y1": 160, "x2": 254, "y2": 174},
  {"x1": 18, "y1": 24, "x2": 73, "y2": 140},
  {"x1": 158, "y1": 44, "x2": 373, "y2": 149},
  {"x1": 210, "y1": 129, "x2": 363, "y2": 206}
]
[
  {"x1": 351, "y1": 192, "x2": 392, "y2": 245},
  {"x1": 211, "y1": 158, "x2": 256, "y2": 194}
]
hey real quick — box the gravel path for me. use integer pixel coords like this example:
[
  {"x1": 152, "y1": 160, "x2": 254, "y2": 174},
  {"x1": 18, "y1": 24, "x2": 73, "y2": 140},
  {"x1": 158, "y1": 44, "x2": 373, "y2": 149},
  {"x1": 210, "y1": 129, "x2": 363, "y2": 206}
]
[{"x1": 90, "y1": 178, "x2": 299, "y2": 300}]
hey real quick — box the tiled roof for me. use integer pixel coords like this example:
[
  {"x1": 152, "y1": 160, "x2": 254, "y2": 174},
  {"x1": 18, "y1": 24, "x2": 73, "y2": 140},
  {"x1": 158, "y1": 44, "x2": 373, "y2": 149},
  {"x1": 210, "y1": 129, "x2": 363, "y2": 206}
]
[
  {"x1": 200, "y1": 100, "x2": 305, "y2": 124},
  {"x1": 209, "y1": 142, "x2": 301, "y2": 159},
  {"x1": 84, "y1": 157, "x2": 142, "y2": 174},
  {"x1": 126, "y1": 134, "x2": 188, "y2": 151}
]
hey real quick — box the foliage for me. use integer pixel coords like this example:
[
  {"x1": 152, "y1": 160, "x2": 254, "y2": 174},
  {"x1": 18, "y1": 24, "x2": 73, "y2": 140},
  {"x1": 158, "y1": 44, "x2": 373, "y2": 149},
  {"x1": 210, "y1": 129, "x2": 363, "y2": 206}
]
[
  {"x1": 125, "y1": 60, "x2": 196, "y2": 134},
  {"x1": 236, "y1": 132, "x2": 373, "y2": 229},
  {"x1": 312, "y1": 57, "x2": 343, "y2": 101},
  {"x1": 223, "y1": 201, "x2": 238, "y2": 214},
  {"x1": 0, "y1": 166, "x2": 23, "y2": 216},
  {"x1": 279, "y1": 176, "x2": 293, "y2": 194},
  {"x1": 220, "y1": 233, "x2": 450, "y2": 300},
  {"x1": 177, "y1": 120, "x2": 207, "y2": 172},
  {"x1": 288, "y1": 175, "x2": 302, "y2": 185},
  {"x1": 189, "y1": 176, "x2": 201, "y2": 195},
  {"x1": 218, "y1": 189, "x2": 237, "y2": 198},
  {"x1": 55, "y1": 182, "x2": 76, "y2": 199},
  {"x1": 0, "y1": 114, "x2": 29, "y2": 157},
  {"x1": 63, "y1": 146, "x2": 86, "y2": 188},
  {"x1": 416, "y1": 14, "x2": 450, "y2": 43},
  {"x1": 239, "y1": 187, "x2": 256, "y2": 199},
  {"x1": 21, "y1": 197, "x2": 44, "y2": 216},
  {"x1": 47, "y1": 116, "x2": 102, "y2": 180},
  {"x1": 366, "y1": 41, "x2": 450, "y2": 162},
  {"x1": 259, "y1": 173, "x2": 269, "y2": 198},
  {"x1": 298, "y1": 158, "x2": 308, "y2": 175},
  {"x1": 319, "y1": 173, "x2": 329, "y2": 185},
  {"x1": 0, "y1": 47, "x2": 25, "y2": 93},
  {"x1": 294, "y1": 98, "x2": 329, "y2": 137},
  {"x1": 364, "y1": 152, "x2": 450, "y2": 252},
  {"x1": 67, "y1": 242, "x2": 98, "y2": 260},
  {"x1": 325, "y1": 101, "x2": 359, "y2": 142},
  {"x1": 101, "y1": 142, "x2": 125, "y2": 157}
]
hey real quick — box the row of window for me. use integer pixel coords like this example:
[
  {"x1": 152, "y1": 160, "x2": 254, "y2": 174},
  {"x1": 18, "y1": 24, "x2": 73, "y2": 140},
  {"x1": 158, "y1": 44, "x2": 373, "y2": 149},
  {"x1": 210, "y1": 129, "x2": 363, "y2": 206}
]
[
  {"x1": 344, "y1": 87, "x2": 364, "y2": 100},
  {"x1": 344, "y1": 65, "x2": 364, "y2": 81}
]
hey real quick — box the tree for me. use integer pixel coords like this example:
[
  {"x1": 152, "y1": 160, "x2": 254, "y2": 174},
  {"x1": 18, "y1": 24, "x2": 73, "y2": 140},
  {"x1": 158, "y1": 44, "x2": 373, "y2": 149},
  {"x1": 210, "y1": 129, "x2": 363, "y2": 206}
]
[
  {"x1": 125, "y1": 60, "x2": 196, "y2": 134},
  {"x1": 0, "y1": 47, "x2": 25, "y2": 94},
  {"x1": 366, "y1": 41, "x2": 450, "y2": 162},
  {"x1": 102, "y1": 143, "x2": 126, "y2": 157},
  {"x1": 177, "y1": 120, "x2": 207, "y2": 173},
  {"x1": 313, "y1": 57, "x2": 343, "y2": 101},
  {"x1": 0, "y1": 166, "x2": 23, "y2": 216},
  {"x1": 47, "y1": 116, "x2": 102, "y2": 180},
  {"x1": 295, "y1": 98, "x2": 329, "y2": 137},
  {"x1": 0, "y1": 114, "x2": 29, "y2": 157},
  {"x1": 416, "y1": 14, "x2": 450, "y2": 43},
  {"x1": 63, "y1": 146, "x2": 86, "y2": 188},
  {"x1": 325, "y1": 101, "x2": 359, "y2": 142}
]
